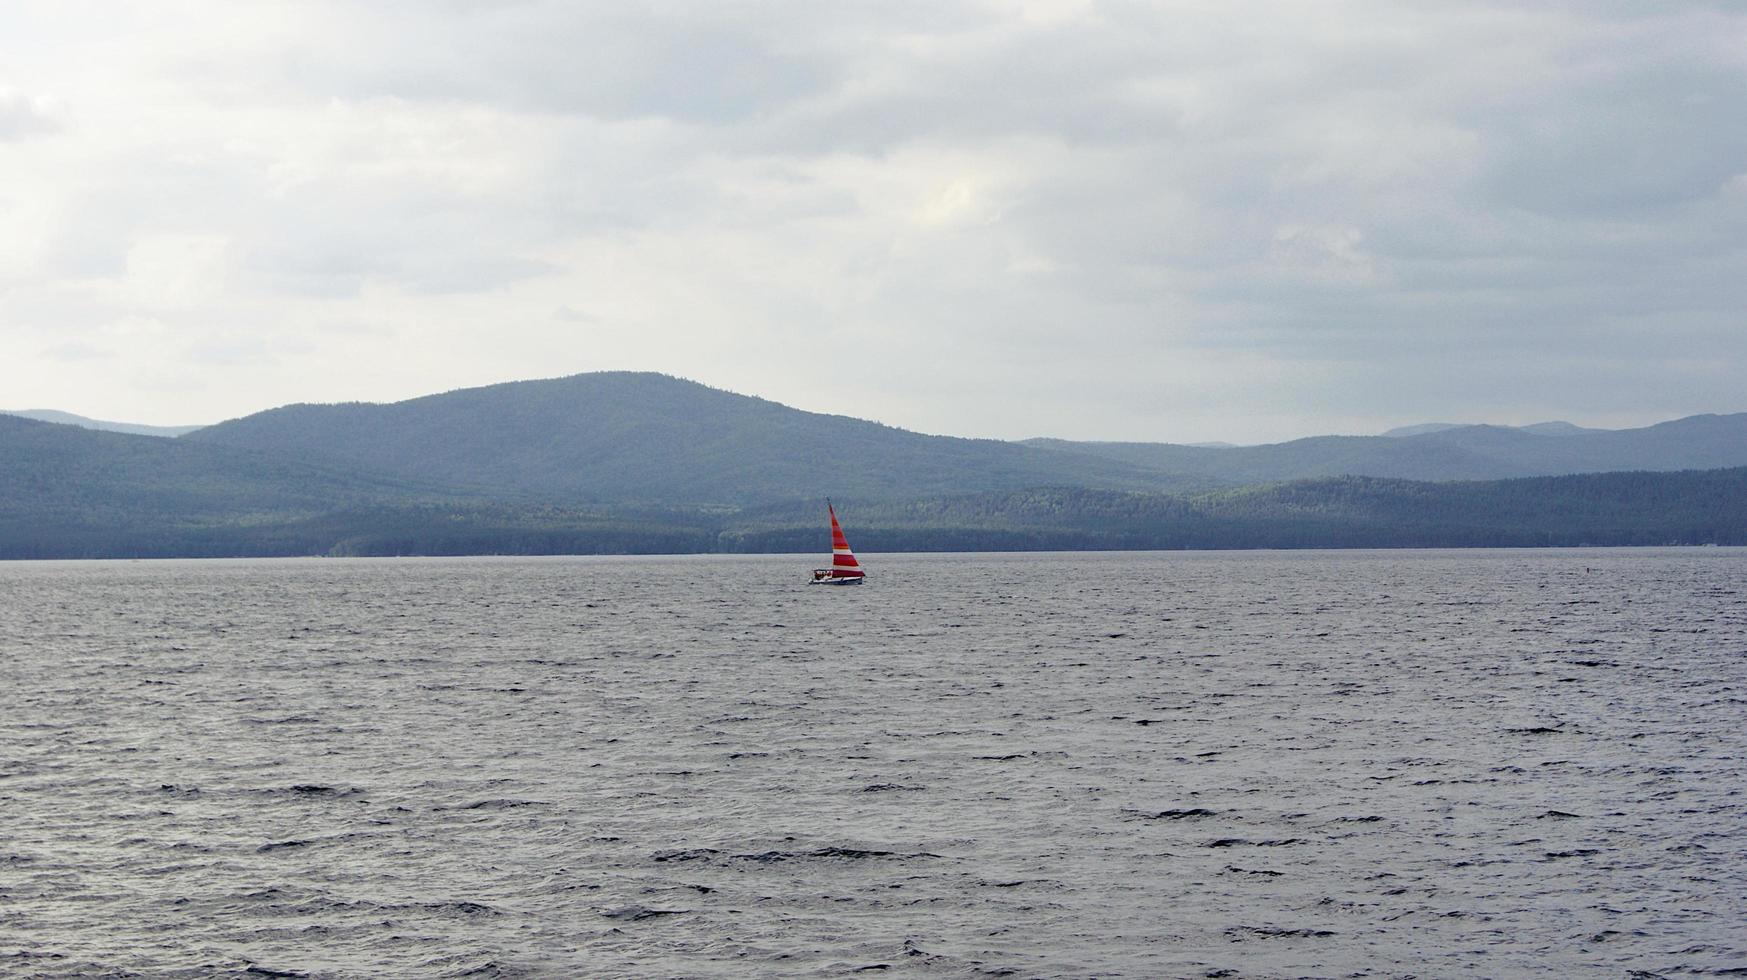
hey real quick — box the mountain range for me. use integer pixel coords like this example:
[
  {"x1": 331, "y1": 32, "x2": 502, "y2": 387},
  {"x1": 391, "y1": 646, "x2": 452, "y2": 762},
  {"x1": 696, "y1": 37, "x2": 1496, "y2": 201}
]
[
  {"x1": 182, "y1": 373, "x2": 1747, "y2": 497},
  {"x1": 1378, "y1": 420, "x2": 1605, "y2": 438},
  {"x1": 4, "y1": 372, "x2": 1745, "y2": 558},
  {"x1": 0, "y1": 409, "x2": 204, "y2": 438},
  {"x1": 180, "y1": 373, "x2": 1196, "y2": 503},
  {"x1": 1025, "y1": 412, "x2": 1747, "y2": 486}
]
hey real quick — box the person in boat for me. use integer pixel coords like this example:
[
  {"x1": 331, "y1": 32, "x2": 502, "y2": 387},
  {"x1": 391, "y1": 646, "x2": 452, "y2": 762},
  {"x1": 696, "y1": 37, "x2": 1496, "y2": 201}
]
[{"x1": 813, "y1": 568, "x2": 831, "y2": 582}]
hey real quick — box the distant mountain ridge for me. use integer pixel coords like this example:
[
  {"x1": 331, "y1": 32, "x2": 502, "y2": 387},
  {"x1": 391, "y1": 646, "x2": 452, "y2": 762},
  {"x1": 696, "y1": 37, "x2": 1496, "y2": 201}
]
[
  {"x1": 3, "y1": 403, "x2": 1742, "y2": 557},
  {"x1": 1380, "y1": 420, "x2": 1605, "y2": 438},
  {"x1": 186, "y1": 372, "x2": 1747, "y2": 501},
  {"x1": 1, "y1": 409, "x2": 204, "y2": 438},
  {"x1": 184, "y1": 372, "x2": 1205, "y2": 505},
  {"x1": 0, "y1": 412, "x2": 475, "y2": 558},
  {"x1": 1026, "y1": 413, "x2": 1747, "y2": 485},
  {"x1": 6, "y1": 371, "x2": 1747, "y2": 558}
]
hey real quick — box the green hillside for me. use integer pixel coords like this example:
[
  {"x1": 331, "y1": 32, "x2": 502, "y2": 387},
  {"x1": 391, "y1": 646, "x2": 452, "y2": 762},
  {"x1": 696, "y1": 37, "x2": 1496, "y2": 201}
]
[
  {"x1": 0, "y1": 414, "x2": 475, "y2": 558},
  {"x1": 719, "y1": 470, "x2": 1747, "y2": 552},
  {"x1": 7, "y1": 378, "x2": 1747, "y2": 559},
  {"x1": 186, "y1": 373, "x2": 1747, "y2": 499},
  {"x1": 4, "y1": 404, "x2": 1743, "y2": 557},
  {"x1": 185, "y1": 372, "x2": 1202, "y2": 504},
  {"x1": 0, "y1": 409, "x2": 204, "y2": 438}
]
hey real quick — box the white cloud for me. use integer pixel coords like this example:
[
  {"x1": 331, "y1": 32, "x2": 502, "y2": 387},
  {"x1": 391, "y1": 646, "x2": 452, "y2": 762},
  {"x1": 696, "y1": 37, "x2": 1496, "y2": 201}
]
[
  {"x1": 120, "y1": 234, "x2": 235, "y2": 308},
  {"x1": 0, "y1": 0, "x2": 1743, "y2": 440},
  {"x1": 0, "y1": 85, "x2": 58, "y2": 140}
]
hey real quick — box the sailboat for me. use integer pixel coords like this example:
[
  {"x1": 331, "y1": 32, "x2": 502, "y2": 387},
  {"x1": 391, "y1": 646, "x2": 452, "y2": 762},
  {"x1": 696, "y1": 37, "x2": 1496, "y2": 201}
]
[{"x1": 810, "y1": 502, "x2": 866, "y2": 585}]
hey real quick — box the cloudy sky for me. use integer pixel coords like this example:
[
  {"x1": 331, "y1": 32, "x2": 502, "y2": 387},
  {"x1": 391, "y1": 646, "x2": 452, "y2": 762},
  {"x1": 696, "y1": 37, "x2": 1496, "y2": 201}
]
[{"x1": 2, "y1": 1, "x2": 1744, "y2": 443}]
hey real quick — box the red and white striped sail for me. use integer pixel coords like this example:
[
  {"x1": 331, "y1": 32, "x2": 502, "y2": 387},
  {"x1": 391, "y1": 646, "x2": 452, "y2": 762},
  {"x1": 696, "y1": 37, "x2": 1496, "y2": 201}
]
[{"x1": 826, "y1": 503, "x2": 865, "y2": 579}]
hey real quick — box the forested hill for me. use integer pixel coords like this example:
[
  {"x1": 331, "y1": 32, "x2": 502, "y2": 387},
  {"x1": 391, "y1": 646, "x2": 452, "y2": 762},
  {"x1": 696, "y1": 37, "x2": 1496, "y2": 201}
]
[
  {"x1": 0, "y1": 409, "x2": 203, "y2": 438},
  {"x1": 186, "y1": 372, "x2": 1747, "y2": 501},
  {"x1": 3, "y1": 403, "x2": 1743, "y2": 557},
  {"x1": 719, "y1": 469, "x2": 1747, "y2": 552},
  {"x1": 0, "y1": 413, "x2": 476, "y2": 558},
  {"x1": 185, "y1": 372, "x2": 1197, "y2": 504},
  {"x1": 1026, "y1": 412, "x2": 1747, "y2": 484},
  {"x1": 8, "y1": 374, "x2": 1747, "y2": 558},
  {"x1": 302, "y1": 469, "x2": 1747, "y2": 557}
]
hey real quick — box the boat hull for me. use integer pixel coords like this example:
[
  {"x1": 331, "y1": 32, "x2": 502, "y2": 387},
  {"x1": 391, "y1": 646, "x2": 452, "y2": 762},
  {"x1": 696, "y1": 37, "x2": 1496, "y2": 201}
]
[{"x1": 809, "y1": 575, "x2": 864, "y2": 585}]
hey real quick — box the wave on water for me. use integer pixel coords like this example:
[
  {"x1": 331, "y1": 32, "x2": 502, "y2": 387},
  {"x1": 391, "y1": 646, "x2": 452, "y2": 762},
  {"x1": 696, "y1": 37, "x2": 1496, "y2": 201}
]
[{"x1": 2, "y1": 550, "x2": 1745, "y2": 977}]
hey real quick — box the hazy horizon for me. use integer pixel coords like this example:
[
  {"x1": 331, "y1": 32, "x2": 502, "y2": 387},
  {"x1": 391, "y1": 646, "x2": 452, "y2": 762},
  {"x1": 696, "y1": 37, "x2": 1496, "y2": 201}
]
[{"x1": 7, "y1": 369, "x2": 1740, "y2": 446}]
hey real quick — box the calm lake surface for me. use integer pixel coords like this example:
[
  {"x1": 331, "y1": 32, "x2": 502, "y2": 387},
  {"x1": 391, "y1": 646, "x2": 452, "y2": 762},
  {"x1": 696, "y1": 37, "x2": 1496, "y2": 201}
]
[{"x1": 2, "y1": 549, "x2": 1744, "y2": 978}]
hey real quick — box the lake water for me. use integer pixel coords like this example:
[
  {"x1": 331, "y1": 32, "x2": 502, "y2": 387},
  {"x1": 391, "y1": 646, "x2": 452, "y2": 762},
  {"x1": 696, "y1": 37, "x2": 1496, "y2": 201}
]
[{"x1": 2, "y1": 549, "x2": 1744, "y2": 978}]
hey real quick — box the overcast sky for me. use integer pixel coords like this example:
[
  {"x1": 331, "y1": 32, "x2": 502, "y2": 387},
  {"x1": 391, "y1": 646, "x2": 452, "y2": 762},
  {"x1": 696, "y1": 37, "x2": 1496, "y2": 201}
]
[{"x1": 3, "y1": 1, "x2": 1744, "y2": 444}]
